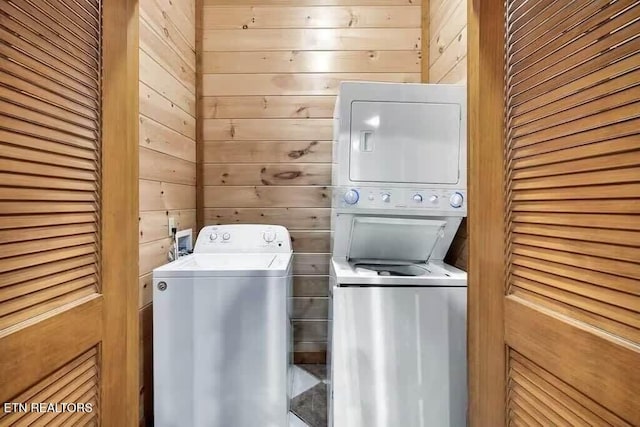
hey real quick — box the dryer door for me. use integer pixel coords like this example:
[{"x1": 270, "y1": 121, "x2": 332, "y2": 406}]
[{"x1": 349, "y1": 101, "x2": 462, "y2": 185}]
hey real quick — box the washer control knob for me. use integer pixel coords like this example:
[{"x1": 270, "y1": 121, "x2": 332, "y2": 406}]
[
  {"x1": 263, "y1": 231, "x2": 276, "y2": 243},
  {"x1": 429, "y1": 195, "x2": 439, "y2": 204},
  {"x1": 343, "y1": 189, "x2": 359, "y2": 205},
  {"x1": 222, "y1": 232, "x2": 231, "y2": 241},
  {"x1": 381, "y1": 193, "x2": 391, "y2": 203},
  {"x1": 450, "y1": 192, "x2": 464, "y2": 208},
  {"x1": 413, "y1": 194, "x2": 423, "y2": 203},
  {"x1": 209, "y1": 233, "x2": 218, "y2": 241}
]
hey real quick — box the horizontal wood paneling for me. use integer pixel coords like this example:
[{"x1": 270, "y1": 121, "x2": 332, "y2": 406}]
[
  {"x1": 201, "y1": 96, "x2": 335, "y2": 119},
  {"x1": 140, "y1": 0, "x2": 195, "y2": 69},
  {"x1": 139, "y1": 49, "x2": 195, "y2": 116},
  {"x1": 429, "y1": 0, "x2": 467, "y2": 268},
  {"x1": 202, "y1": 51, "x2": 421, "y2": 73},
  {"x1": 203, "y1": 6, "x2": 421, "y2": 29},
  {"x1": 203, "y1": 119, "x2": 332, "y2": 140},
  {"x1": 429, "y1": 0, "x2": 465, "y2": 66},
  {"x1": 139, "y1": 238, "x2": 173, "y2": 277},
  {"x1": 202, "y1": 73, "x2": 420, "y2": 96},
  {"x1": 139, "y1": 274, "x2": 153, "y2": 308},
  {"x1": 139, "y1": 210, "x2": 197, "y2": 244},
  {"x1": 139, "y1": 115, "x2": 196, "y2": 162},
  {"x1": 293, "y1": 320, "x2": 329, "y2": 341},
  {"x1": 293, "y1": 343, "x2": 328, "y2": 363},
  {"x1": 436, "y1": 50, "x2": 466, "y2": 84},
  {"x1": 293, "y1": 276, "x2": 330, "y2": 297},
  {"x1": 429, "y1": 0, "x2": 466, "y2": 84},
  {"x1": 203, "y1": 164, "x2": 331, "y2": 186},
  {"x1": 291, "y1": 231, "x2": 332, "y2": 253},
  {"x1": 140, "y1": 82, "x2": 196, "y2": 139},
  {"x1": 204, "y1": 186, "x2": 331, "y2": 208},
  {"x1": 152, "y1": 0, "x2": 195, "y2": 48},
  {"x1": 203, "y1": 28, "x2": 421, "y2": 51},
  {"x1": 292, "y1": 297, "x2": 329, "y2": 319},
  {"x1": 293, "y1": 254, "x2": 331, "y2": 275},
  {"x1": 140, "y1": 17, "x2": 196, "y2": 93},
  {"x1": 139, "y1": 0, "x2": 195, "y2": 420},
  {"x1": 140, "y1": 147, "x2": 197, "y2": 185},
  {"x1": 139, "y1": 180, "x2": 196, "y2": 211},
  {"x1": 206, "y1": 0, "x2": 420, "y2": 3},
  {"x1": 201, "y1": 0, "x2": 420, "y2": 357},
  {"x1": 203, "y1": 208, "x2": 331, "y2": 230},
  {"x1": 203, "y1": 141, "x2": 332, "y2": 163},
  {"x1": 430, "y1": 23, "x2": 466, "y2": 84}
]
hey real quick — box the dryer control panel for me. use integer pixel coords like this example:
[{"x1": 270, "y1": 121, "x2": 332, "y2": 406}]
[
  {"x1": 334, "y1": 186, "x2": 467, "y2": 213},
  {"x1": 194, "y1": 224, "x2": 292, "y2": 253}
]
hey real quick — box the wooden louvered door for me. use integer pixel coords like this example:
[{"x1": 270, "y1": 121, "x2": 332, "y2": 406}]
[
  {"x1": 0, "y1": 0, "x2": 138, "y2": 425},
  {"x1": 501, "y1": 0, "x2": 640, "y2": 426},
  {"x1": 469, "y1": 0, "x2": 640, "y2": 425}
]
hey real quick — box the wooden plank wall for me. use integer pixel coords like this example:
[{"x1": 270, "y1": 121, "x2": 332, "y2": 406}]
[
  {"x1": 200, "y1": 0, "x2": 422, "y2": 361},
  {"x1": 429, "y1": 0, "x2": 468, "y2": 270},
  {"x1": 138, "y1": 0, "x2": 196, "y2": 423},
  {"x1": 429, "y1": 0, "x2": 467, "y2": 84}
]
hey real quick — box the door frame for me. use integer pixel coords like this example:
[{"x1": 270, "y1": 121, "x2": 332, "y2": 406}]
[
  {"x1": 467, "y1": 0, "x2": 507, "y2": 426},
  {"x1": 102, "y1": 0, "x2": 139, "y2": 423}
]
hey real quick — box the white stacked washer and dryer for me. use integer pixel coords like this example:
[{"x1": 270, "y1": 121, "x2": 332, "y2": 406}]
[{"x1": 329, "y1": 82, "x2": 468, "y2": 427}]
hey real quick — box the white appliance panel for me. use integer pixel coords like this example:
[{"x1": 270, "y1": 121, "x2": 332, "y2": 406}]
[
  {"x1": 349, "y1": 101, "x2": 461, "y2": 185},
  {"x1": 153, "y1": 253, "x2": 292, "y2": 278},
  {"x1": 153, "y1": 274, "x2": 292, "y2": 427},
  {"x1": 348, "y1": 217, "x2": 446, "y2": 263},
  {"x1": 331, "y1": 285, "x2": 467, "y2": 427},
  {"x1": 333, "y1": 213, "x2": 462, "y2": 262},
  {"x1": 194, "y1": 224, "x2": 292, "y2": 253}
]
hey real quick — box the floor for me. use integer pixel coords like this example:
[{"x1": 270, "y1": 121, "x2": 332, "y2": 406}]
[{"x1": 289, "y1": 365, "x2": 327, "y2": 427}]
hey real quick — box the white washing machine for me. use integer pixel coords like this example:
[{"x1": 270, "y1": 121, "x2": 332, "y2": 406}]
[
  {"x1": 153, "y1": 224, "x2": 293, "y2": 427},
  {"x1": 329, "y1": 82, "x2": 468, "y2": 427}
]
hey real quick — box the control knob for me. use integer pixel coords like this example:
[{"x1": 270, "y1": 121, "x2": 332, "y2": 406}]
[
  {"x1": 450, "y1": 192, "x2": 464, "y2": 208},
  {"x1": 209, "y1": 233, "x2": 218, "y2": 241},
  {"x1": 429, "y1": 195, "x2": 439, "y2": 204},
  {"x1": 263, "y1": 231, "x2": 276, "y2": 243},
  {"x1": 413, "y1": 194, "x2": 423, "y2": 203},
  {"x1": 381, "y1": 193, "x2": 391, "y2": 203},
  {"x1": 343, "y1": 189, "x2": 359, "y2": 205},
  {"x1": 222, "y1": 232, "x2": 231, "y2": 241}
]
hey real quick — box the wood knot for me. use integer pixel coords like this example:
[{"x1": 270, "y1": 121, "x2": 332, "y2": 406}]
[{"x1": 274, "y1": 171, "x2": 302, "y2": 180}]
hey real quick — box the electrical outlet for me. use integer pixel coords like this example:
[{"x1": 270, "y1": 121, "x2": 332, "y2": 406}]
[{"x1": 168, "y1": 216, "x2": 176, "y2": 236}]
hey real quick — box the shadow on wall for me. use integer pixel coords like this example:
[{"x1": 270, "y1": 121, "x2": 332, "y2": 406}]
[{"x1": 445, "y1": 218, "x2": 468, "y2": 271}]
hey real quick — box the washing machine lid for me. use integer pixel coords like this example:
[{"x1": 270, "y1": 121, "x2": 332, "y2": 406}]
[
  {"x1": 331, "y1": 258, "x2": 467, "y2": 286},
  {"x1": 153, "y1": 253, "x2": 292, "y2": 278},
  {"x1": 347, "y1": 217, "x2": 446, "y2": 263}
]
